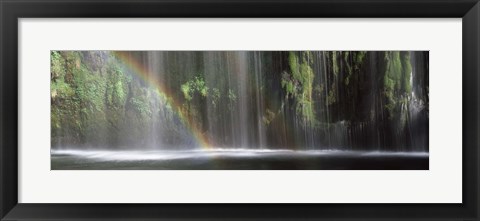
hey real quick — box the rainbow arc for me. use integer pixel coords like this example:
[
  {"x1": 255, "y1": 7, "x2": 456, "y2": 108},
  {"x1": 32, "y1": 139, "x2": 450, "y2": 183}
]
[{"x1": 112, "y1": 51, "x2": 211, "y2": 149}]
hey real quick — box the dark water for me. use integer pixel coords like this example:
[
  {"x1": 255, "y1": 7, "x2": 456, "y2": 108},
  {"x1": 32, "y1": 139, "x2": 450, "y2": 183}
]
[{"x1": 51, "y1": 149, "x2": 428, "y2": 170}]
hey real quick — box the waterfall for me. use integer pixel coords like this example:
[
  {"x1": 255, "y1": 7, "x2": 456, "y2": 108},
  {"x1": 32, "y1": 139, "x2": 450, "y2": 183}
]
[
  {"x1": 51, "y1": 51, "x2": 429, "y2": 152},
  {"x1": 253, "y1": 51, "x2": 266, "y2": 149}
]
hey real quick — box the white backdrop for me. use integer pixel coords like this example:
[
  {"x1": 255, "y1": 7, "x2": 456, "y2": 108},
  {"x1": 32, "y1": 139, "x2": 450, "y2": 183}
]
[{"x1": 19, "y1": 18, "x2": 462, "y2": 203}]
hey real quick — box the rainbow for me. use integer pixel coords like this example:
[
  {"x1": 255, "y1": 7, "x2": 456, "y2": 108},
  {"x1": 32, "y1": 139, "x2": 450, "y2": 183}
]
[{"x1": 112, "y1": 51, "x2": 211, "y2": 149}]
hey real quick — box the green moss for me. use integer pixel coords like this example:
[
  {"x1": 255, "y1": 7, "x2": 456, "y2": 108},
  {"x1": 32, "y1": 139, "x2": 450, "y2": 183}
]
[
  {"x1": 262, "y1": 109, "x2": 276, "y2": 125},
  {"x1": 289, "y1": 52, "x2": 300, "y2": 80},
  {"x1": 51, "y1": 51, "x2": 65, "y2": 79},
  {"x1": 181, "y1": 83, "x2": 192, "y2": 101},
  {"x1": 283, "y1": 52, "x2": 316, "y2": 124},
  {"x1": 355, "y1": 51, "x2": 366, "y2": 64},
  {"x1": 332, "y1": 52, "x2": 339, "y2": 76},
  {"x1": 383, "y1": 52, "x2": 413, "y2": 119},
  {"x1": 327, "y1": 88, "x2": 336, "y2": 105},
  {"x1": 401, "y1": 53, "x2": 412, "y2": 94},
  {"x1": 344, "y1": 76, "x2": 350, "y2": 86},
  {"x1": 211, "y1": 88, "x2": 221, "y2": 106},
  {"x1": 181, "y1": 76, "x2": 209, "y2": 101},
  {"x1": 130, "y1": 96, "x2": 151, "y2": 117},
  {"x1": 228, "y1": 89, "x2": 237, "y2": 102},
  {"x1": 106, "y1": 63, "x2": 128, "y2": 109}
]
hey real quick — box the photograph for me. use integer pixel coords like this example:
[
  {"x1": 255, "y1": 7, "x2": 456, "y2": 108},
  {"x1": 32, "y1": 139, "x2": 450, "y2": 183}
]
[{"x1": 50, "y1": 51, "x2": 429, "y2": 170}]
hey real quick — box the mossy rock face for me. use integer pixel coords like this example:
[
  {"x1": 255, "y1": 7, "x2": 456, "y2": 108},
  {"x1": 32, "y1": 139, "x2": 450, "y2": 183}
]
[
  {"x1": 280, "y1": 52, "x2": 316, "y2": 125},
  {"x1": 51, "y1": 51, "x2": 182, "y2": 147},
  {"x1": 383, "y1": 52, "x2": 413, "y2": 120}
]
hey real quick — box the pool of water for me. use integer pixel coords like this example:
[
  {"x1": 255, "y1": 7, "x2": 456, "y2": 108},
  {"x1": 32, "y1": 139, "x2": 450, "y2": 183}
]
[{"x1": 51, "y1": 148, "x2": 429, "y2": 170}]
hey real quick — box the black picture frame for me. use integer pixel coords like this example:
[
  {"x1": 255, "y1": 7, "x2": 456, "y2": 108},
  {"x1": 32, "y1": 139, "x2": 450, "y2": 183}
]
[{"x1": 1, "y1": 0, "x2": 479, "y2": 220}]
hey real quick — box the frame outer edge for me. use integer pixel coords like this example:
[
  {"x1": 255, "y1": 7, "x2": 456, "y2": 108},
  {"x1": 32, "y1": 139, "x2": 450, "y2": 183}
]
[
  {"x1": 463, "y1": 2, "x2": 480, "y2": 220},
  {"x1": 0, "y1": 0, "x2": 3, "y2": 218},
  {"x1": 476, "y1": 3, "x2": 480, "y2": 220},
  {"x1": 1, "y1": 1, "x2": 19, "y2": 220},
  {"x1": 476, "y1": 4, "x2": 480, "y2": 220},
  {"x1": 0, "y1": 0, "x2": 6, "y2": 219},
  {"x1": 1, "y1": 0, "x2": 480, "y2": 220}
]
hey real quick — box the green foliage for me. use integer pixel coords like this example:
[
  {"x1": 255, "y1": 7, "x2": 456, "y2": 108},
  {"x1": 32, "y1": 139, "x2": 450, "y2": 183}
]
[
  {"x1": 343, "y1": 52, "x2": 353, "y2": 75},
  {"x1": 332, "y1": 52, "x2": 339, "y2": 76},
  {"x1": 289, "y1": 52, "x2": 300, "y2": 81},
  {"x1": 344, "y1": 76, "x2": 350, "y2": 86},
  {"x1": 51, "y1": 78, "x2": 74, "y2": 98},
  {"x1": 211, "y1": 88, "x2": 221, "y2": 106},
  {"x1": 180, "y1": 75, "x2": 230, "y2": 134},
  {"x1": 72, "y1": 64, "x2": 106, "y2": 113},
  {"x1": 262, "y1": 109, "x2": 277, "y2": 125},
  {"x1": 281, "y1": 71, "x2": 296, "y2": 97},
  {"x1": 228, "y1": 89, "x2": 237, "y2": 102},
  {"x1": 50, "y1": 51, "x2": 149, "y2": 146},
  {"x1": 327, "y1": 88, "x2": 336, "y2": 105},
  {"x1": 110, "y1": 66, "x2": 128, "y2": 104},
  {"x1": 282, "y1": 52, "x2": 316, "y2": 124},
  {"x1": 383, "y1": 52, "x2": 413, "y2": 119},
  {"x1": 355, "y1": 51, "x2": 366, "y2": 64},
  {"x1": 51, "y1": 51, "x2": 108, "y2": 144},
  {"x1": 130, "y1": 96, "x2": 151, "y2": 117},
  {"x1": 314, "y1": 84, "x2": 324, "y2": 96},
  {"x1": 181, "y1": 76, "x2": 210, "y2": 101},
  {"x1": 401, "y1": 53, "x2": 412, "y2": 94},
  {"x1": 181, "y1": 83, "x2": 192, "y2": 101},
  {"x1": 51, "y1": 51, "x2": 64, "y2": 79},
  {"x1": 51, "y1": 51, "x2": 73, "y2": 99}
]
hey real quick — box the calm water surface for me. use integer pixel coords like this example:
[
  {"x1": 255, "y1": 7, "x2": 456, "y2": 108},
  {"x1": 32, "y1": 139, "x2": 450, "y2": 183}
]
[{"x1": 51, "y1": 149, "x2": 429, "y2": 170}]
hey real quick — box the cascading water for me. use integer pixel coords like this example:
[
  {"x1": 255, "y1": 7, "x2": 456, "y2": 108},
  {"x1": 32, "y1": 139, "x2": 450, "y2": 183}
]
[{"x1": 50, "y1": 51, "x2": 429, "y2": 169}]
